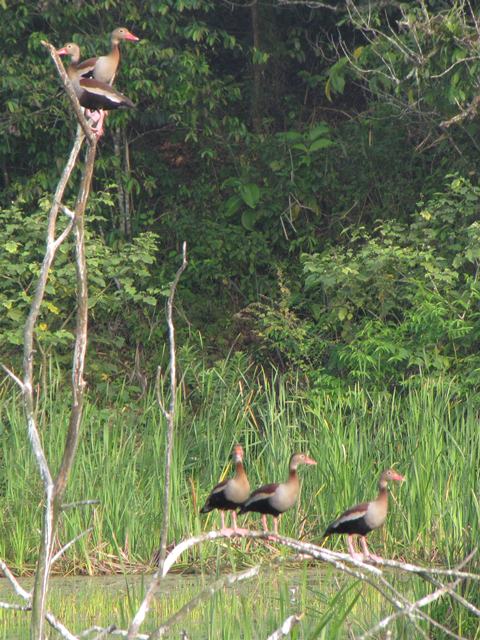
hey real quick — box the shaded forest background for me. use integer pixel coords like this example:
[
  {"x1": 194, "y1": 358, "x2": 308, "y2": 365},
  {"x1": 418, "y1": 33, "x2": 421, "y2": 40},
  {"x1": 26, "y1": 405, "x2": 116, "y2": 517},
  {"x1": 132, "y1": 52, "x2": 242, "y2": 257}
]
[{"x1": 2, "y1": 0, "x2": 480, "y2": 395}]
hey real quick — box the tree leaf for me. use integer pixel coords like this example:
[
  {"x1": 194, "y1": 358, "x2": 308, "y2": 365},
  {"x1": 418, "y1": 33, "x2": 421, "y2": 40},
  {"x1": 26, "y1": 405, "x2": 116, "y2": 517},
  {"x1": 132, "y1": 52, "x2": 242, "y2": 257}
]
[
  {"x1": 239, "y1": 183, "x2": 261, "y2": 209},
  {"x1": 241, "y1": 210, "x2": 256, "y2": 230}
]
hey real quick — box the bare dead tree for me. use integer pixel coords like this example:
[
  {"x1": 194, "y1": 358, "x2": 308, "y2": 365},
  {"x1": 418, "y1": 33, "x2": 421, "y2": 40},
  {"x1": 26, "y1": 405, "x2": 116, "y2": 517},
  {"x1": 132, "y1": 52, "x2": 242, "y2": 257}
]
[
  {"x1": 126, "y1": 243, "x2": 188, "y2": 640},
  {"x1": 1, "y1": 41, "x2": 98, "y2": 639}
]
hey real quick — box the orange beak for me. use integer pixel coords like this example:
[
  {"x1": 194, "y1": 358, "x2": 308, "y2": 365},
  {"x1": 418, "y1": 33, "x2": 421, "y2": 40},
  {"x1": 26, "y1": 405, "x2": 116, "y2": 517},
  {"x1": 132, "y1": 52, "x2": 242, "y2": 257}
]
[
  {"x1": 392, "y1": 471, "x2": 405, "y2": 482},
  {"x1": 304, "y1": 455, "x2": 317, "y2": 466}
]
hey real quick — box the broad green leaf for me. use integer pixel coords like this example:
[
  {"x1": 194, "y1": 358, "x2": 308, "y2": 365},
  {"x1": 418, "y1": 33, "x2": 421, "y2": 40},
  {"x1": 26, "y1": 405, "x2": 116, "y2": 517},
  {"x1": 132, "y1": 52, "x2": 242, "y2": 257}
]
[
  {"x1": 4, "y1": 241, "x2": 18, "y2": 253},
  {"x1": 308, "y1": 124, "x2": 330, "y2": 141},
  {"x1": 241, "y1": 210, "x2": 256, "y2": 230},
  {"x1": 239, "y1": 183, "x2": 261, "y2": 209},
  {"x1": 309, "y1": 138, "x2": 334, "y2": 152}
]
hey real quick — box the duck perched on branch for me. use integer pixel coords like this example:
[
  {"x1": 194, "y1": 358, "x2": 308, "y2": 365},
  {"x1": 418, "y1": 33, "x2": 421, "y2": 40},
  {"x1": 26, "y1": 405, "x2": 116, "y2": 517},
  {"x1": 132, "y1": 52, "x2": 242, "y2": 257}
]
[
  {"x1": 56, "y1": 43, "x2": 134, "y2": 137},
  {"x1": 323, "y1": 468, "x2": 405, "y2": 561},
  {"x1": 73, "y1": 27, "x2": 139, "y2": 85},
  {"x1": 240, "y1": 452, "x2": 316, "y2": 535},
  {"x1": 200, "y1": 444, "x2": 250, "y2": 536}
]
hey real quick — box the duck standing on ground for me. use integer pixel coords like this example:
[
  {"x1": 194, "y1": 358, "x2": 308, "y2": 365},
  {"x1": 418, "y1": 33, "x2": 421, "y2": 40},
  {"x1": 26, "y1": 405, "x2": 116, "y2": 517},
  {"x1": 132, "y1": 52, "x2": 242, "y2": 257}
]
[
  {"x1": 239, "y1": 452, "x2": 316, "y2": 535},
  {"x1": 200, "y1": 444, "x2": 250, "y2": 536},
  {"x1": 323, "y1": 468, "x2": 405, "y2": 561}
]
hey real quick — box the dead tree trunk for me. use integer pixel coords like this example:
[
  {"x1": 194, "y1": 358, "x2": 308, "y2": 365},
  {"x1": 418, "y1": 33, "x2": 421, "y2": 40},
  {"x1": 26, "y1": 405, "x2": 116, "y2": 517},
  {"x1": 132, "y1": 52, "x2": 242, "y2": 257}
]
[{"x1": 13, "y1": 42, "x2": 98, "y2": 640}]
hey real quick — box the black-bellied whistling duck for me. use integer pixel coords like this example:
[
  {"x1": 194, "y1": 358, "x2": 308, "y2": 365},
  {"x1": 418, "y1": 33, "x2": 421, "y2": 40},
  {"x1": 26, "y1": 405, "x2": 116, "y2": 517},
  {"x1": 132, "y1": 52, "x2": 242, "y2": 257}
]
[
  {"x1": 56, "y1": 43, "x2": 134, "y2": 137},
  {"x1": 323, "y1": 468, "x2": 405, "y2": 561},
  {"x1": 200, "y1": 444, "x2": 250, "y2": 536},
  {"x1": 239, "y1": 452, "x2": 316, "y2": 535},
  {"x1": 75, "y1": 27, "x2": 139, "y2": 85}
]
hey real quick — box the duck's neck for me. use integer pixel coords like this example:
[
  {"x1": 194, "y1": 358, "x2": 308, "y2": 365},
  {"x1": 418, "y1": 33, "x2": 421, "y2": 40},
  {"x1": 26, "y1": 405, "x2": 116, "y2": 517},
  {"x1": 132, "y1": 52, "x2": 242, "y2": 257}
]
[
  {"x1": 376, "y1": 482, "x2": 388, "y2": 508},
  {"x1": 234, "y1": 460, "x2": 246, "y2": 480},
  {"x1": 288, "y1": 467, "x2": 299, "y2": 487},
  {"x1": 110, "y1": 41, "x2": 120, "y2": 61}
]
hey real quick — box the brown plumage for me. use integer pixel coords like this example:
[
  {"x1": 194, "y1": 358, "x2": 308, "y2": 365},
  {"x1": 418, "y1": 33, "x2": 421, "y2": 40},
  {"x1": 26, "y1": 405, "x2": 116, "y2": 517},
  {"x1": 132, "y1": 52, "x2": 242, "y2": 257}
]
[
  {"x1": 239, "y1": 452, "x2": 316, "y2": 535},
  {"x1": 324, "y1": 468, "x2": 405, "y2": 561},
  {"x1": 56, "y1": 43, "x2": 134, "y2": 136},
  {"x1": 77, "y1": 27, "x2": 139, "y2": 85},
  {"x1": 200, "y1": 444, "x2": 250, "y2": 535}
]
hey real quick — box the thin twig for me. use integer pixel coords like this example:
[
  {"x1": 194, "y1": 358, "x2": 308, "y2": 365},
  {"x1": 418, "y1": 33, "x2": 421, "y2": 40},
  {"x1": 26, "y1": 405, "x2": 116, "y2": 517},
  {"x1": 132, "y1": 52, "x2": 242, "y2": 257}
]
[
  {"x1": 45, "y1": 611, "x2": 80, "y2": 640},
  {"x1": 0, "y1": 601, "x2": 30, "y2": 611},
  {"x1": 0, "y1": 364, "x2": 24, "y2": 390},
  {"x1": 0, "y1": 558, "x2": 31, "y2": 600},
  {"x1": 359, "y1": 577, "x2": 469, "y2": 640},
  {"x1": 51, "y1": 528, "x2": 94, "y2": 566},
  {"x1": 80, "y1": 627, "x2": 148, "y2": 639},
  {"x1": 61, "y1": 499, "x2": 100, "y2": 510},
  {"x1": 267, "y1": 613, "x2": 304, "y2": 640},
  {"x1": 127, "y1": 244, "x2": 188, "y2": 640}
]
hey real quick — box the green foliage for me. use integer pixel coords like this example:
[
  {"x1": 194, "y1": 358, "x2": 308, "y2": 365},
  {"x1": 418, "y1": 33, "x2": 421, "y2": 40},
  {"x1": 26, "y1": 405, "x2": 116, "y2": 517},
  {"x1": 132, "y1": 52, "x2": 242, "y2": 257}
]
[
  {"x1": 0, "y1": 200, "x2": 165, "y2": 370},
  {"x1": 247, "y1": 176, "x2": 480, "y2": 391},
  {"x1": 3, "y1": 0, "x2": 480, "y2": 390}
]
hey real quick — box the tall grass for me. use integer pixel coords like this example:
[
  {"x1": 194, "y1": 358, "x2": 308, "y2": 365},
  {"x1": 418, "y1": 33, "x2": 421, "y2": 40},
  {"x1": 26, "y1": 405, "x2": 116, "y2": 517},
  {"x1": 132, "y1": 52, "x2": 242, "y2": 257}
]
[
  {"x1": 0, "y1": 359, "x2": 478, "y2": 572},
  {"x1": 0, "y1": 357, "x2": 479, "y2": 636}
]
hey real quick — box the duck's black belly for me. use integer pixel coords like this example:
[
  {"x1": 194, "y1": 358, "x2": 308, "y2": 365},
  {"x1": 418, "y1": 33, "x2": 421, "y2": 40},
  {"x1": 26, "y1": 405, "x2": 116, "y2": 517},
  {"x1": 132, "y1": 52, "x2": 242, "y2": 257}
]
[
  {"x1": 242, "y1": 497, "x2": 282, "y2": 517},
  {"x1": 329, "y1": 517, "x2": 373, "y2": 536}
]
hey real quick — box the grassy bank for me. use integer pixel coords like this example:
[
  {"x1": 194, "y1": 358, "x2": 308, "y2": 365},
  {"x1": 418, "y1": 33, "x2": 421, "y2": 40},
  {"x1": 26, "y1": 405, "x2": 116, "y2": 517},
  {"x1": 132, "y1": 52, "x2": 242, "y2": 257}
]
[{"x1": 0, "y1": 357, "x2": 478, "y2": 574}]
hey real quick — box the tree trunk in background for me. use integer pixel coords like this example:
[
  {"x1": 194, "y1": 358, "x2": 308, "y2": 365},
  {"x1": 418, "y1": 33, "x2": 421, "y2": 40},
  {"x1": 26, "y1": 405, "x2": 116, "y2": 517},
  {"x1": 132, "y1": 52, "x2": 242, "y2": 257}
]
[
  {"x1": 113, "y1": 127, "x2": 132, "y2": 240},
  {"x1": 251, "y1": 0, "x2": 264, "y2": 132},
  {"x1": 123, "y1": 128, "x2": 132, "y2": 240}
]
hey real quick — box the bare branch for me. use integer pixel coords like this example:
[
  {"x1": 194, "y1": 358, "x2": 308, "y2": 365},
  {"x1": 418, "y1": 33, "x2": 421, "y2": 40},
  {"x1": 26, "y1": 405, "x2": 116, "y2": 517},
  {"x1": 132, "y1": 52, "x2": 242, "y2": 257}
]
[
  {"x1": 80, "y1": 627, "x2": 148, "y2": 639},
  {"x1": 276, "y1": 0, "x2": 342, "y2": 8},
  {"x1": 51, "y1": 528, "x2": 93, "y2": 567},
  {"x1": 45, "y1": 611, "x2": 79, "y2": 640},
  {"x1": 359, "y1": 577, "x2": 470, "y2": 640},
  {"x1": 0, "y1": 601, "x2": 30, "y2": 611},
  {"x1": 41, "y1": 41, "x2": 95, "y2": 143},
  {"x1": 157, "y1": 241, "x2": 188, "y2": 562},
  {"x1": 128, "y1": 244, "x2": 187, "y2": 640},
  {"x1": 0, "y1": 364, "x2": 24, "y2": 390},
  {"x1": 267, "y1": 613, "x2": 304, "y2": 640},
  {"x1": 61, "y1": 499, "x2": 101, "y2": 510},
  {"x1": 154, "y1": 367, "x2": 168, "y2": 419},
  {"x1": 54, "y1": 138, "x2": 97, "y2": 502},
  {"x1": 0, "y1": 558, "x2": 31, "y2": 600},
  {"x1": 126, "y1": 529, "x2": 480, "y2": 640},
  {"x1": 440, "y1": 96, "x2": 480, "y2": 128},
  {"x1": 61, "y1": 205, "x2": 75, "y2": 220}
]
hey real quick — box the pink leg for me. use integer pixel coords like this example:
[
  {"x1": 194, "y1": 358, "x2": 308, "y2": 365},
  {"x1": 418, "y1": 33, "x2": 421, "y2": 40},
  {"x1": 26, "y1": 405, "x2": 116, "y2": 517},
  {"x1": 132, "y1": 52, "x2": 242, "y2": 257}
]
[
  {"x1": 273, "y1": 516, "x2": 279, "y2": 535},
  {"x1": 87, "y1": 109, "x2": 101, "y2": 123},
  {"x1": 261, "y1": 514, "x2": 269, "y2": 532},
  {"x1": 232, "y1": 510, "x2": 249, "y2": 536},
  {"x1": 347, "y1": 535, "x2": 363, "y2": 561},
  {"x1": 220, "y1": 511, "x2": 233, "y2": 537},
  {"x1": 91, "y1": 110, "x2": 106, "y2": 138},
  {"x1": 360, "y1": 536, "x2": 382, "y2": 562}
]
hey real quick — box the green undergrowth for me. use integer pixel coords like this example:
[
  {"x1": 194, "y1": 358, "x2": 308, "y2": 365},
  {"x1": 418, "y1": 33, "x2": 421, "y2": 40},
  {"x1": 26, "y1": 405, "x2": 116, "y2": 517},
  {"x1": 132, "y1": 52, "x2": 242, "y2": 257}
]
[{"x1": 0, "y1": 356, "x2": 478, "y2": 577}]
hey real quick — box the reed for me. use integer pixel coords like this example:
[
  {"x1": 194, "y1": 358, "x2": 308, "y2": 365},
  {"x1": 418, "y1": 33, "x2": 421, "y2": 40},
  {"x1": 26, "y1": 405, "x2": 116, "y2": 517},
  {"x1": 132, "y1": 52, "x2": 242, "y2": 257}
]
[
  {"x1": 0, "y1": 361, "x2": 478, "y2": 571},
  {"x1": 0, "y1": 358, "x2": 479, "y2": 636}
]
